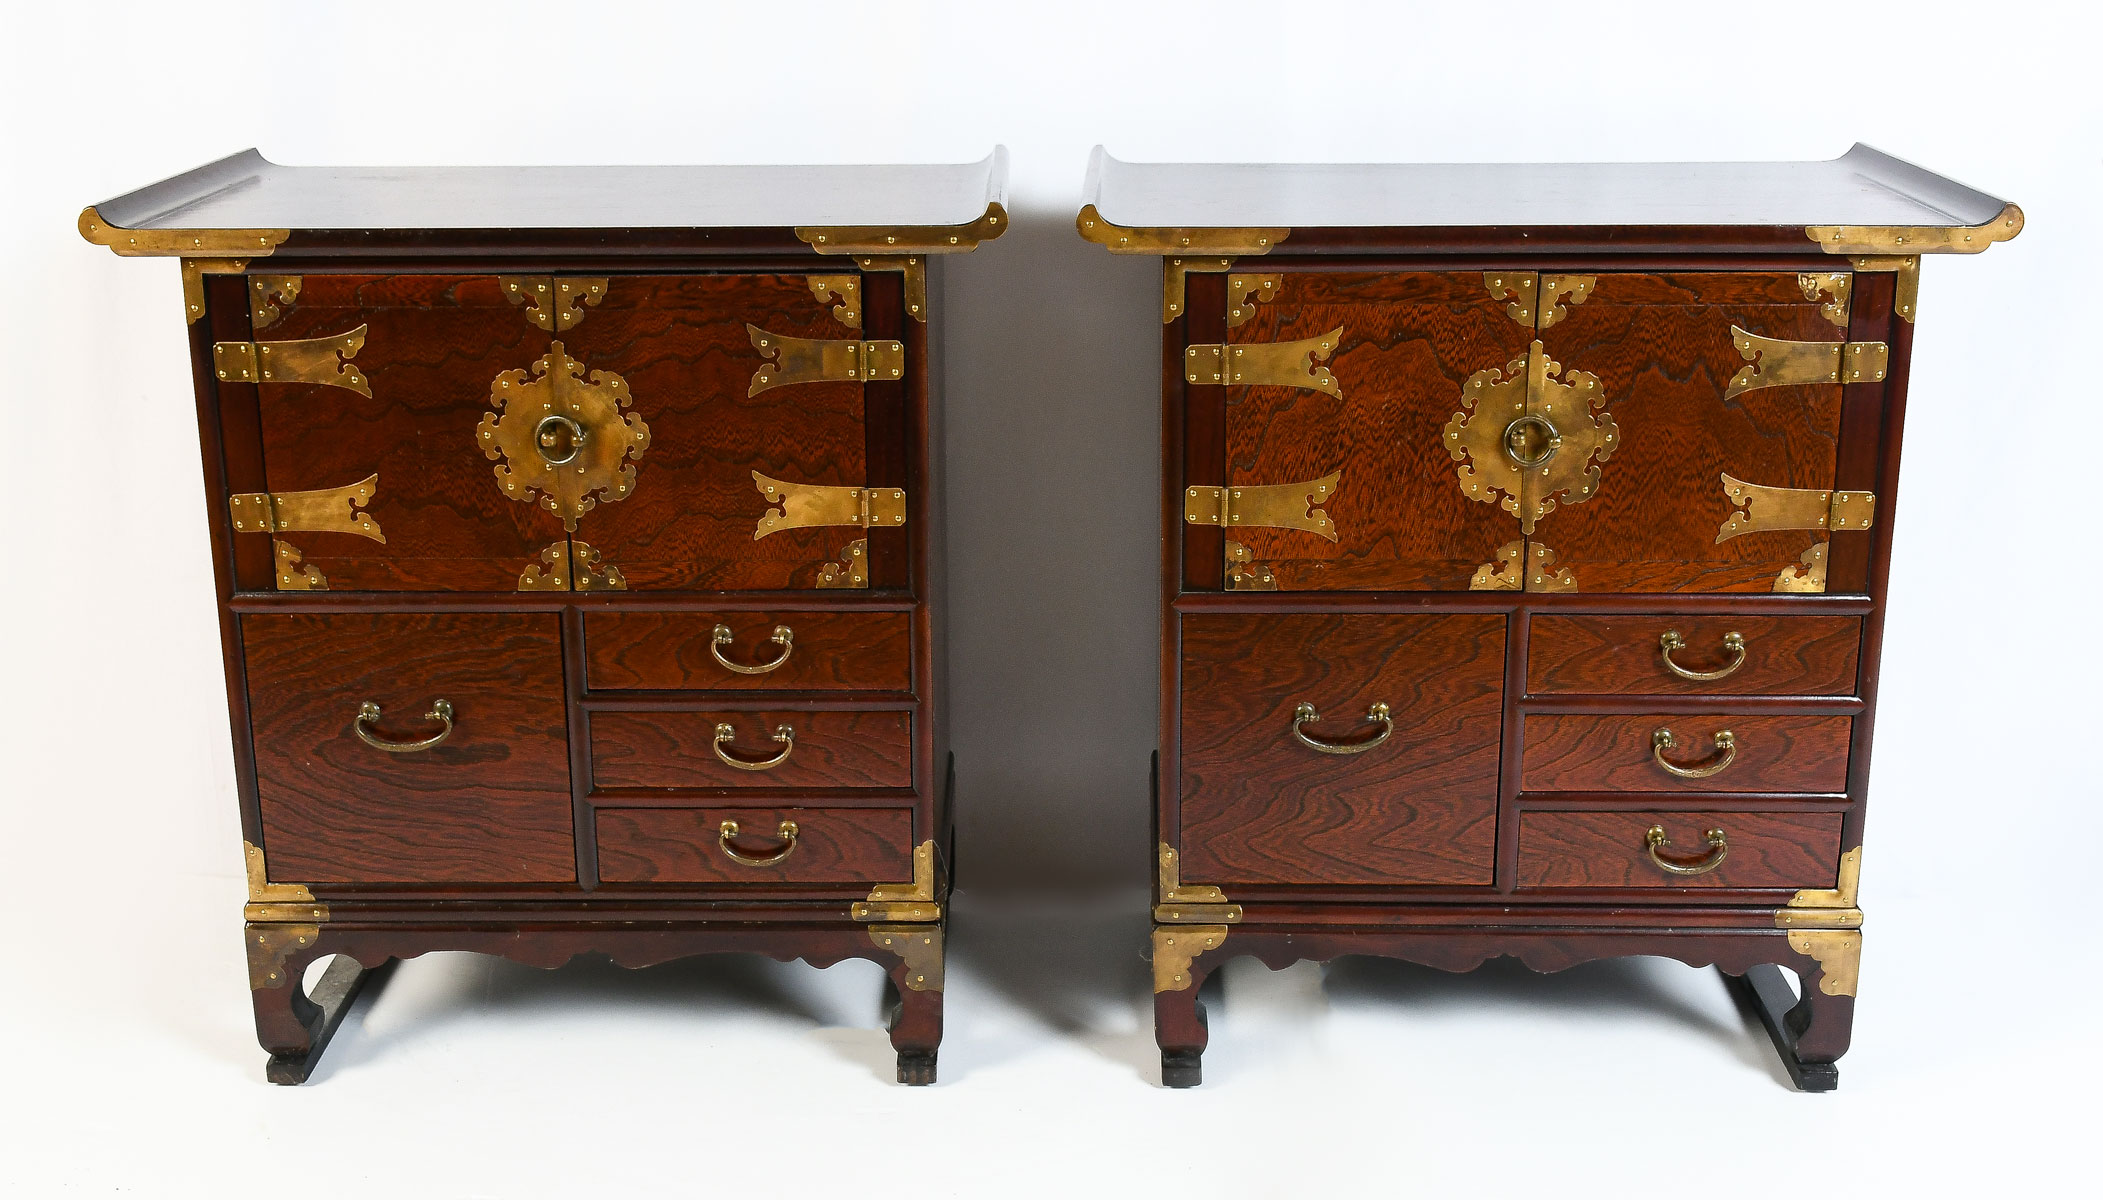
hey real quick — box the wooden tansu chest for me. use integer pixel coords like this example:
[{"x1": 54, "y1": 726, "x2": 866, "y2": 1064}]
[
  {"x1": 82, "y1": 149, "x2": 1008, "y2": 1085},
  {"x1": 1079, "y1": 145, "x2": 2021, "y2": 1089}
]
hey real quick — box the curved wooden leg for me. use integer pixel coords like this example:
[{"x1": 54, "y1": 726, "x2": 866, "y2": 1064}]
[
  {"x1": 1726, "y1": 930, "x2": 1860, "y2": 1092},
  {"x1": 871, "y1": 924, "x2": 943, "y2": 1085},
  {"x1": 246, "y1": 923, "x2": 393, "y2": 1085},
  {"x1": 1153, "y1": 924, "x2": 1228, "y2": 1088}
]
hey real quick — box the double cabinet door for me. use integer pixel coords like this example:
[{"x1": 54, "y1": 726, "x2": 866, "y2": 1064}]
[{"x1": 229, "y1": 271, "x2": 899, "y2": 592}]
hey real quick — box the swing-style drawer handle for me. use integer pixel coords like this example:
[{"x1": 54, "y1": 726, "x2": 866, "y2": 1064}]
[
  {"x1": 1291, "y1": 701, "x2": 1393, "y2": 755},
  {"x1": 1651, "y1": 728, "x2": 1737, "y2": 779},
  {"x1": 713, "y1": 722, "x2": 795, "y2": 771},
  {"x1": 1659, "y1": 629, "x2": 1747, "y2": 681},
  {"x1": 718, "y1": 819, "x2": 799, "y2": 867},
  {"x1": 353, "y1": 699, "x2": 454, "y2": 753},
  {"x1": 711, "y1": 624, "x2": 794, "y2": 675},
  {"x1": 1645, "y1": 824, "x2": 1729, "y2": 875}
]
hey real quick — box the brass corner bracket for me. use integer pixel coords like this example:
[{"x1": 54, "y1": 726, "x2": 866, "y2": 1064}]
[
  {"x1": 1077, "y1": 205, "x2": 1288, "y2": 323},
  {"x1": 1850, "y1": 255, "x2": 1922, "y2": 323},
  {"x1": 79, "y1": 207, "x2": 288, "y2": 258},
  {"x1": 243, "y1": 841, "x2": 328, "y2": 924},
  {"x1": 808, "y1": 275, "x2": 863, "y2": 328},
  {"x1": 854, "y1": 841, "x2": 941, "y2": 922},
  {"x1": 1155, "y1": 844, "x2": 1242, "y2": 924},
  {"x1": 1776, "y1": 846, "x2": 1863, "y2": 931},
  {"x1": 1786, "y1": 929, "x2": 1862, "y2": 998},
  {"x1": 852, "y1": 255, "x2": 930, "y2": 322},
  {"x1": 798, "y1": 202, "x2": 1008, "y2": 255},
  {"x1": 247, "y1": 923, "x2": 321, "y2": 990},
  {"x1": 1152, "y1": 925, "x2": 1229, "y2": 993},
  {"x1": 816, "y1": 538, "x2": 870, "y2": 588},
  {"x1": 1806, "y1": 204, "x2": 2022, "y2": 256},
  {"x1": 501, "y1": 276, "x2": 608, "y2": 332},
  {"x1": 868, "y1": 924, "x2": 944, "y2": 992}
]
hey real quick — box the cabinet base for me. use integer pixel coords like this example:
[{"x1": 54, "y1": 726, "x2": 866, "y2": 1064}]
[
  {"x1": 1725, "y1": 961, "x2": 1841, "y2": 1092},
  {"x1": 264, "y1": 956, "x2": 396, "y2": 1085}
]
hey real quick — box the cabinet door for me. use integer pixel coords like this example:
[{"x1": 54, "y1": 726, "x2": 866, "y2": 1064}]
[
  {"x1": 246, "y1": 275, "x2": 565, "y2": 590},
  {"x1": 552, "y1": 273, "x2": 884, "y2": 590},
  {"x1": 1214, "y1": 271, "x2": 1532, "y2": 590},
  {"x1": 1177, "y1": 613, "x2": 1506, "y2": 886}
]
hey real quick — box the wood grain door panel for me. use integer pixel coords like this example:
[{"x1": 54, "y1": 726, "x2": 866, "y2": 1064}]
[
  {"x1": 1528, "y1": 614, "x2": 1861, "y2": 696},
  {"x1": 1179, "y1": 613, "x2": 1506, "y2": 885},
  {"x1": 1521, "y1": 713, "x2": 1852, "y2": 793},
  {"x1": 242, "y1": 613, "x2": 575, "y2": 884},
  {"x1": 1517, "y1": 810, "x2": 1843, "y2": 890},
  {"x1": 253, "y1": 275, "x2": 567, "y2": 590},
  {"x1": 589, "y1": 710, "x2": 912, "y2": 789},
  {"x1": 1223, "y1": 272, "x2": 1533, "y2": 590},
  {"x1": 583, "y1": 610, "x2": 910, "y2": 692},
  {"x1": 596, "y1": 806, "x2": 913, "y2": 885}
]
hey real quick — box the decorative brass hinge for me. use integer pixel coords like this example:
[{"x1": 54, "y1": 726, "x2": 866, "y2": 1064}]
[
  {"x1": 1152, "y1": 925, "x2": 1229, "y2": 993},
  {"x1": 1776, "y1": 846, "x2": 1863, "y2": 931},
  {"x1": 868, "y1": 925, "x2": 944, "y2": 992},
  {"x1": 808, "y1": 275, "x2": 862, "y2": 327},
  {"x1": 1723, "y1": 328, "x2": 1887, "y2": 400},
  {"x1": 501, "y1": 276, "x2": 607, "y2": 331},
  {"x1": 1185, "y1": 327, "x2": 1343, "y2": 397},
  {"x1": 1185, "y1": 471, "x2": 1340, "y2": 541},
  {"x1": 229, "y1": 475, "x2": 385, "y2": 543},
  {"x1": 854, "y1": 841, "x2": 941, "y2": 922},
  {"x1": 1715, "y1": 475, "x2": 1876, "y2": 543},
  {"x1": 249, "y1": 276, "x2": 302, "y2": 330},
  {"x1": 213, "y1": 326, "x2": 372, "y2": 396},
  {"x1": 752, "y1": 473, "x2": 906, "y2": 541},
  {"x1": 1806, "y1": 203, "x2": 2023, "y2": 255},
  {"x1": 1155, "y1": 844, "x2": 1242, "y2": 924},
  {"x1": 244, "y1": 841, "x2": 328, "y2": 924},
  {"x1": 747, "y1": 326, "x2": 903, "y2": 395},
  {"x1": 1798, "y1": 272, "x2": 1852, "y2": 329}
]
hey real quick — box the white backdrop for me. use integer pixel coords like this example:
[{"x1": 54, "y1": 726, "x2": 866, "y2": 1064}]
[{"x1": 4, "y1": 1, "x2": 2096, "y2": 1195}]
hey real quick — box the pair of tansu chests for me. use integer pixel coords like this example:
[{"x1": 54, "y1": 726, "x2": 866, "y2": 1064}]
[{"x1": 82, "y1": 145, "x2": 2020, "y2": 1090}]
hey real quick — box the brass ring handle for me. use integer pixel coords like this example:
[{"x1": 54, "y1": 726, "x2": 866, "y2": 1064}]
[
  {"x1": 1659, "y1": 630, "x2": 1747, "y2": 681},
  {"x1": 534, "y1": 414, "x2": 587, "y2": 465},
  {"x1": 1645, "y1": 824, "x2": 1729, "y2": 875},
  {"x1": 713, "y1": 722, "x2": 795, "y2": 771},
  {"x1": 1651, "y1": 728, "x2": 1737, "y2": 779},
  {"x1": 353, "y1": 699, "x2": 454, "y2": 753},
  {"x1": 1502, "y1": 413, "x2": 1563, "y2": 468},
  {"x1": 710, "y1": 624, "x2": 794, "y2": 675},
  {"x1": 1291, "y1": 701, "x2": 1394, "y2": 755},
  {"x1": 718, "y1": 819, "x2": 800, "y2": 867}
]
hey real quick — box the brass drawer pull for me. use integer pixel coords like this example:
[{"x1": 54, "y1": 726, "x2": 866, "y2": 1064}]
[
  {"x1": 1651, "y1": 728, "x2": 1737, "y2": 779},
  {"x1": 711, "y1": 624, "x2": 794, "y2": 675},
  {"x1": 1291, "y1": 701, "x2": 1393, "y2": 755},
  {"x1": 353, "y1": 699, "x2": 454, "y2": 753},
  {"x1": 1645, "y1": 824, "x2": 1729, "y2": 875},
  {"x1": 1659, "y1": 629, "x2": 1747, "y2": 681},
  {"x1": 1502, "y1": 412, "x2": 1563, "y2": 468},
  {"x1": 718, "y1": 819, "x2": 800, "y2": 867},
  {"x1": 713, "y1": 722, "x2": 795, "y2": 771}
]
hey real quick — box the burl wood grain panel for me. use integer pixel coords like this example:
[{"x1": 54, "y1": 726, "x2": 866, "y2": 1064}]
[
  {"x1": 1224, "y1": 272, "x2": 1533, "y2": 590},
  {"x1": 590, "y1": 710, "x2": 912, "y2": 789},
  {"x1": 1517, "y1": 810, "x2": 1843, "y2": 890},
  {"x1": 1530, "y1": 273, "x2": 1843, "y2": 592},
  {"x1": 1522, "y1": 713, "x2": 1852, "y2": 793},
  {"x1": 555, "y1": 274, "x2": 869, "y2": 590},
  {"x1": 596, "y1": 807, "x2": 913, "y2": 885},
  {"x1": 583, "y1": 610, "x2": 910, "y2": 692},
  {"x1": 1528, "y1": 614, "x2": 1861, "y2": 696},
  {"x1": 1179, "y1": 613, "x2": 1505, "y2": 885},
  {"x1": 242, "y1": 613, "x2": 575, "y2": 883},
  {"x1": 254, "y1": 275, "x2": 567, "y2": 590}
]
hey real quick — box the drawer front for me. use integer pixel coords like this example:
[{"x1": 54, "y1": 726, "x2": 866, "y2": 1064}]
[
  {"x1": 1528, "y1": 614, "x2": 1861, "y2": 696},
  {"x1": 1517, "y1": 810, "x2": 1844, "y2": 890},
  {"x1": 1521, "y1": 713, "x2": 1851, "y2": 793},
  {"x1": 596, "y1": 806, "x2": 912, "y2": 885},
  {"x1": 242, "y1": 613, "x2": 575, "y2": 884},
  {"x1": 584, "y1": 610, "x2": 910, "y2": 692},
  {"x1": 1179, "y1": 613, "x2": 1506, "y2": 886},
  {"x1": 589, "y1": 710, "x2": 912, "y2": 789}
]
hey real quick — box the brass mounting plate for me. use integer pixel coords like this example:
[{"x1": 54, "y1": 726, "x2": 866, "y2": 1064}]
[
  {"x1": 229, "y1": 475, "x2": 385, "y2": 543},
  {"x1": 1715, "y1": 475, "x2": 1875, "y2": 543},
  {"x1": 180, "y1": 258, "x2": 248, "y2": 324},
  {"x1": 243, "y1": 841, "x2": 328, "y2": 923},
  {"x1": 1185, "y1": 471, "x2": 1341, "y2": 541},
  {"x1": 817, "y1": 538, "x2": 870, "y2": 588},
  {"x1": 1798, "y1": 272, "x2": 1852, "y2": 329},
  {"x1": 1806, "y1": 203, "x2": 2022, "y2": 255},
  {"x1": 752, "y1": 473, "x2": 906, "y2": 541},
  {"x1": 1445, "y1": 341, "x2": 1616, "y2": 535},
  {"x1": 79, "y1": 207, "x2": 287, "y2": 257},
  {"x1": 854, "y1": 841, "x2": 941, "y2": 922},
  {"x1": 480, "y1": 342, "x2": 651, "y2": 532},
  {"x1": 1724, "y1": 328, "x2": 1887, "y2": 399},
  {"x1": 1226, "y1": 273, "x2": 1282, "y2": 328},
  {"x1": 798, "y1": 202, "x2": 1007, "y2": 255},
  {"x1": 852, "y1": 255, "x2": 928, "y2": 322},
  {"x1": 748, "y1": 326, "x2": 903, "y2": 395},
  {"x1": 272, "y1": 540, "x2": 326, "y2": 591},
  {"x1": 1186, "y1": 327, "x2": 1343, "y2": 396},
  {"x1": 1224, "y1": 540, "x2": 1277, "y2": 590},
  {"x1": 1155, "y1": 844, "x2": 1242, "y2": 924},
  {"x1": 247, "y1": 923, "x2": 321, "y2": 989},
  {"x1": 214, "y1": 326, "x2": 372, "y2": 396},
  {"x1": 808, "y1": 275, "x2": 862, "y2": 328},
  {"x1": 1152, "y1": 925, "x2": 1229, "y2": 993},
  {"x1": 868, "y1": 925, "x2": 944, "y2": 992},
  {"x1": 1787, "y1": 929, "x2": 1862, "y2": 997},
  {"x1": 501, "y1": 276, "x2": 607, "y2": 331},
  {"x1": 1851, "y1": 255, "x2": 1922, "y2": 323},
  {"x1": 1777, "y1": 845, "x2": 1863, "y2": 929}
]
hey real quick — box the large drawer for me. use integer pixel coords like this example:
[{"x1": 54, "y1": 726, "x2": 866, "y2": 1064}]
[
  {"x1": 241, "y1": 612, "x2": 576, "y2": 883},
  {"x1": 1528, "y1": 614, "x2": 1860, "y2": 696},
  {"x1": 1521, "y1": 713, "x2": 1851, "y2": 793},
  {"x1": 596, "y1": 806, "x2": 913, "y2": 885},
  {"x1": 1516, "y1": 810, "x2": 1844, "y2": 890},
  {"x1": 589, "y1": 710, "x2": 912, "y2": 789},
  {"x1": 583, "y1": 610, "x2": 910, "y2": 691}
]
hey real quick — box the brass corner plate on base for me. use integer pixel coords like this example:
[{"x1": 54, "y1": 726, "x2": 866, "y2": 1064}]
[
  {"x1": 1776, "y1": 846, "x2": 1863, "y2": 930},
  {"x1": 868, "y1": 925, "x2": 944, "y2": 992},
  {"x1": 243, "y1": 841, "x2": 328, "y2": 923},
  {"x1": 1787, "y1": 929, "x2": 1862, "y2": 997},
  {"x1": 1152, "y1": 925, "x2": 1229, "y2": 993},
  {"x1": 854, "y1": 841, "x2": 941, "y2": 922},
  {"x1": 247, "y1": 923, "x2": 321, "y2": 989},
  {"x1": 1155, "y1": 844, "x2": 1243, "y2": 924}
]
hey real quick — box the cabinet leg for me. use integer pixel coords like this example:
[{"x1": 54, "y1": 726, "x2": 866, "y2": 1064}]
[
  {"x1": 1153, "y1": 924, "x2": 1227, "y2": 1088},
  {"x1": 872, "y1": 924, "x2": 943, "y2": 1085},
  {"x1": 246, "y1": 924, "x2": 392, "y2": 1085},
  {"x1": 1726, "y1": 941, "x2": 1858, "y2": 1093}
]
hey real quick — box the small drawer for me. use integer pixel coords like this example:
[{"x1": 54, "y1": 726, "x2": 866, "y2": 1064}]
[
  {"x1": 589, "y1": 710, "x2": 912, "y2": 789},
  {"x1": 596, "y1": 806, "x2": 914, "y2": 884},
  {"x1": 1517, "y1": 810, "x2": 1843, "y2": 890},
  {"x1": 1528, "y1": 615, "x2": 1860, "y2": 696},
  {"x1": 584, "y1": 610, "x2": 911, "y2": 692},
  {"x1": 1521, "y1": 713, "x2": 1851, "y2": 793}
]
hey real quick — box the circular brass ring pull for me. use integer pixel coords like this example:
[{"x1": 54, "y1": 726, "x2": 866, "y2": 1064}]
[
  {"x1": 713, "y1": 722, "x2": 795, "y2": 771},
  {"x1": 1291, "y1": 701, "x2": 1394, "y2": 755},
  {"x1": 1502, "y1": 413, "x2": 1563, "y2": 468},
  {"x1": 718, "y1": 819, "x2": 800, "y2": 867},
  {"x1": 1645, "y1": 824, "x2": 1729, "y2": 875},
  {"x1": 1651, "y1": 728, "x2": 1737, "y2": 779},
  {"x1": 353, "y1": 699, "x2": 454, "y2": 753},
  {"x1": 710, "y1": 624, "x2": 794, "y2": 675},
  {"x1": 534, "y1": 414, "x2": 587, "y2": 465},
  {"x1": 1659, "y1": 630, "x2": 1747, "y2": 681}
]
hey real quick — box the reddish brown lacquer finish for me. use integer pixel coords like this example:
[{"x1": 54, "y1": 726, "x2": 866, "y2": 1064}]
[
  {"x1": 596, "y1": 807, "x2": 914, "y2": 885},
  {"x1": 583, "y1": 610, "x2": 910, "y2": 691},
  {"x1": 589, "y1": 710, "x2": 913, "y2": 789},
  {"x1": 242, "y1": 613, "x2": 575, "y2": 883},
  {"x1": 1225, "y1": 272, "x2": 1532, "y2": 590},
  {"x1": 1179, "y1": 613, "x2": 1505, "y2": 885},
  {"x1": 1530, "y1": 273, "x2": 1844, "y2": 592},
  {"x1": 1521, "y1": 712, "x2": 1852, "y2": 793},
  {"x1": 1527, "y1": 614, "x2": 1861, "y2": 696},
  {"x1": 1516, "y1": 810, "x2": 1843, "y2": 889}
]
